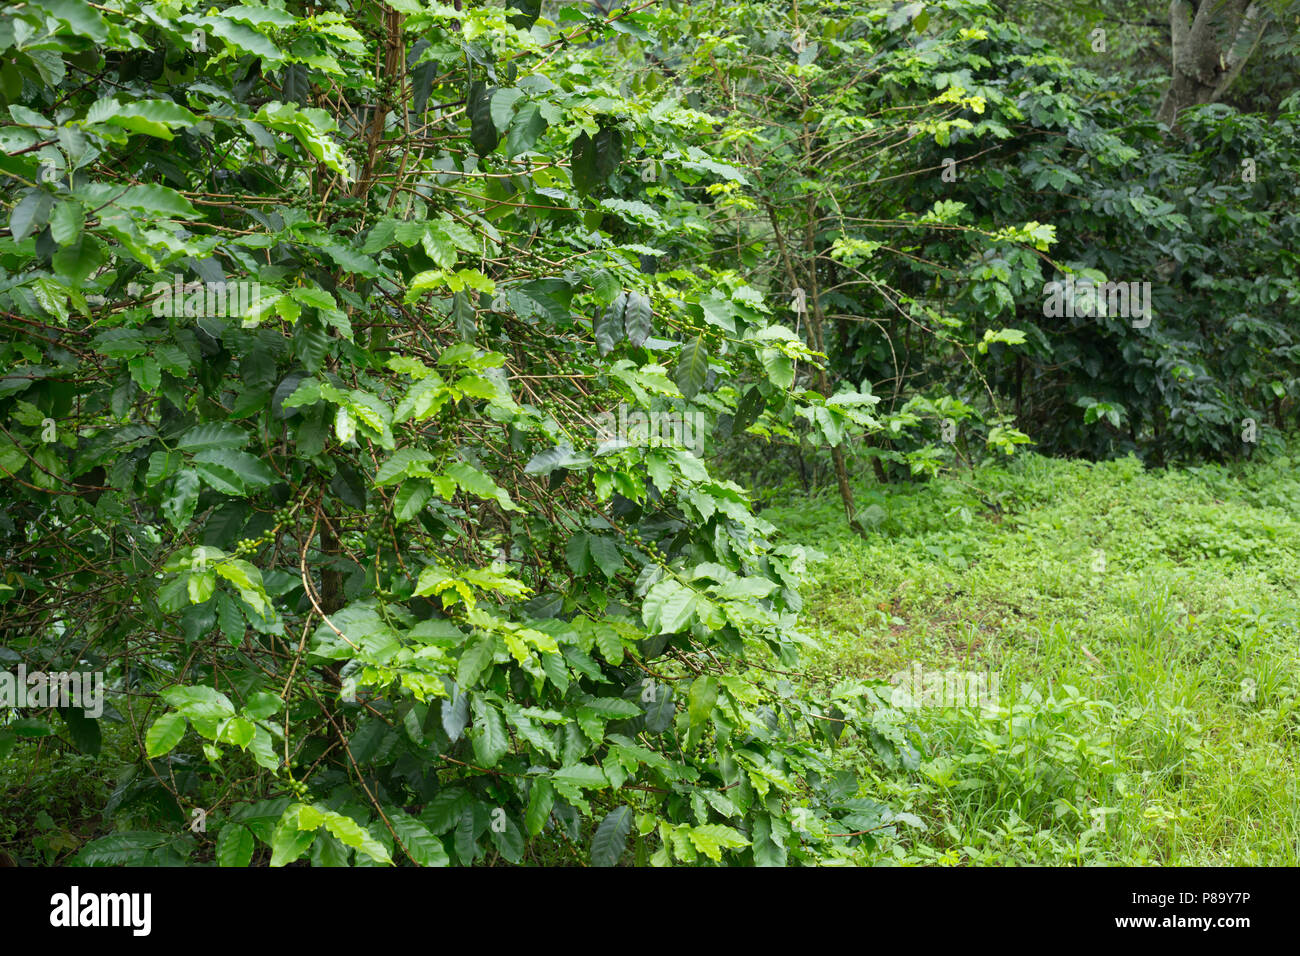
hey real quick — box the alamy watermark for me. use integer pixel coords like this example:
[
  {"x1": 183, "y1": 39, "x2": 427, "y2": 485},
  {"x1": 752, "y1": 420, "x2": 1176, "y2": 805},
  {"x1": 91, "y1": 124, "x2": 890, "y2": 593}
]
[
  {"x1": 0, "y1": 665, "x2": 103, "y2": 718},
  {"x1": 50, "y1": 886, "x2": 151, "y2": 936},
  {"x1": 594, "y1": 403, "x2": 706, "y2": 456},
  {"x1": 1043, "y1": 275, "x2": 1151, "y2": 328},
  {"x1": 888, "y1": 661, "x2": 1001, "y2": 710},
  {"x1": 128, "y1": 274, "x2": 263, "y2": 319}
]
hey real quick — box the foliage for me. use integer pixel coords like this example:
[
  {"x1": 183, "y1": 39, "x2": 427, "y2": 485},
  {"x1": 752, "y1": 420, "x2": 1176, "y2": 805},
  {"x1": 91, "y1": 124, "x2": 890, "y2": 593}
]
[
  {"x1": 0, "y1": 0, "x2": 888, "y2": 867},
  {"x1": 2, "y1": 0, "x2": 1297, "y2": 868},
  {"x1": 659, "y1": 0, "x2": 1299, "y2": 468}
]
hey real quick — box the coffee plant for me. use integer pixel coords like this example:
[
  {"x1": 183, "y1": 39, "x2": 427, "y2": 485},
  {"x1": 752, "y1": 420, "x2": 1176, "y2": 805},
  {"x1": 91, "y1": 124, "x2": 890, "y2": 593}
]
[{"x1": 0, "y1": 0, "x2": 902, "y2": 866}]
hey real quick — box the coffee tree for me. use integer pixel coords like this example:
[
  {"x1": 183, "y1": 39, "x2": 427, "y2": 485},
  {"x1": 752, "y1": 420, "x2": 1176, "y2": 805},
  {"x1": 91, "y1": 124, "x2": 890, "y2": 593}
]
[{"x1": 0, "y1": 0, "x2": 902, "y2": 865}]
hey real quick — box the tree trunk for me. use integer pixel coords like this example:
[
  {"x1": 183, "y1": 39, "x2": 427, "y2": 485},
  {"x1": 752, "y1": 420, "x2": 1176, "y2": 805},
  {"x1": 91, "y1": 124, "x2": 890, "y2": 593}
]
[
  {"x1": 758, "y1": 194, "x2": 865, "y2": 536},
  {"x1": 804, "y1": 244, "x2": 863, "y2": 536},
  {"x1": 1156, "y1": 0, "x2": 1266, "y2": 130}
]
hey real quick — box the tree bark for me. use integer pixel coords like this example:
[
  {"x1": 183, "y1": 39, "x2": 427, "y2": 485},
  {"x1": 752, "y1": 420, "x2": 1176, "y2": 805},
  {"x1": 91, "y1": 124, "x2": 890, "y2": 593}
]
[
  {"x1": 1156, "y1": 0, "x2": 1266, "y2": 130},
  {"x1": 803, "y1": 216, "x2": 863, "y2": 536}
]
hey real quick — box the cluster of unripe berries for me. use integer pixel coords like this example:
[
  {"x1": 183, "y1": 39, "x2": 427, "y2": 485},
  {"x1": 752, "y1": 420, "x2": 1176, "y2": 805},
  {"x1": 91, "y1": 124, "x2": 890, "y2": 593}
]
[
  {"x1": 232, "y1": 530, "x2": 276, "y2": 556},
  {"x1": 577, "y1": 388, "x2": 616, "y2": 412},
  {"x1": 626, "y1": 528, "x2": 667, "y2": 564},
  {"x1": 231, "y1": 509, "x2": 292, "y2": 556}
]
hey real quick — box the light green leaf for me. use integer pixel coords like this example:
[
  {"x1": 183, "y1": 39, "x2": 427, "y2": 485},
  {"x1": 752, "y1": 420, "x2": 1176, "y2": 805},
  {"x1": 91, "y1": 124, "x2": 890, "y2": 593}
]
[
  {"x1": 144, "y1": 712, "x2": 187, "y2": 757},
  {"x1": 393, "y1": 479, "x2": 434, "y2": 523},
  {"x1": 193, "y1": 449, "x2": 275, "y2": 490},
  {"x1": 457, "y1": 638, "x2": 496, "y2": 688},
  {"x1": 525, "y1": 778, "x2": 554, "y2": 836},
  {"x1": 687, "y1": 676, "x2": 719, "y2": 730},
  {"x1": 388, "y1": 811, "x2": 449, "y2": 867},
  {"x1": 643, "y1": 579, "x2": 698, "y2": 635},
  {"x1": 686, "y1": 824, "x2": 749, "y2": 862},
  {"x1": 216, "y1": 823, "x2": 256, "y2": 867},
  {"x1": 375, "y1": 447, "x2": 435, "y2": 486},
  {"x1": 269, "y1": 806, "x2": 316, "y2": 866},
  {"x1": 471, "y1": 697, "x2": 509, "y2": 768},
  {"x1": 161, "y1": 685, "x2": 236, "y2": 722}
]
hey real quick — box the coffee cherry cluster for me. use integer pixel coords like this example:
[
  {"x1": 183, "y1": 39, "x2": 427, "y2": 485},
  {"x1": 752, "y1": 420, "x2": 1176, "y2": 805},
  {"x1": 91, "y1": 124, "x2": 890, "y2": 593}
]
[
  {"x1": 626, "y1": 527, "x2": 667, "y2": 564},
  {"x1": 233, "y1": 529, "x2": 276, "y2": 556}
]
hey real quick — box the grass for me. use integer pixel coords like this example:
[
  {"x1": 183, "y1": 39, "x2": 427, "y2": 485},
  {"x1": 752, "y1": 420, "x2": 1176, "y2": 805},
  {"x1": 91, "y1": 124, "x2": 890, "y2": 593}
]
[{"x1": 766, "y1": 449, "x2": 1300, "y2": 865}]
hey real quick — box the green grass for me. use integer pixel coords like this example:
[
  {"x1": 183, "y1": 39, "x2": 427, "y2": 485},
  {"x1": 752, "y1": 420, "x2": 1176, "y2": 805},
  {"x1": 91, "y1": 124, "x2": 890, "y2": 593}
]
[{"x1": 767, "y1": 450, "x2": 1300, "y2": 865}]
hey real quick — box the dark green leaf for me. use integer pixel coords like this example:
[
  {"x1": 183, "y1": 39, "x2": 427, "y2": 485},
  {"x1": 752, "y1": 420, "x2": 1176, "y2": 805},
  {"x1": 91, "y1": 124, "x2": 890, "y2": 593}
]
[
  {"x1": 734, "y1": 385, "x2": 766, "y2": 432},
  {"x1": 589, "y1": 805, "x2": 633, "y2": 866},
  {"x1": 624, "y1": 292, "x2": 652, "y2": 347},
  {"x1": 60, "y1": 706, "x2": 101, "y2": 756},
  {"x1": 468, "y1": 81, "x2": 499, "y2": 156},
  {"x1": 506, "y1": 102, "x2": 547, "y2": 157},
  {"x1": 593, "y1": 125, "x2": 623, "y2": 178},
  {"x1": 589, "y1": 535, "x2": 623, "y2": 579},
  {"x1": 441, "y1": 690, "x2": 469, "y2": 742},
  {"x1": 570, "y1": 131, "x2": 598, "y2": 195},
  {"x1": 674, "y1": 335, "x2": 710, "y2": 400},
  {"x1": 642, "y1": 682, "x2": 675, "y2": 733},
  {"x1": 420, "y1": 788, "x2": 471, "y2": 836},
  {"x1": 471, "y1": 696, "x2": 508, "y2": 767},
  {"x1": 595, "y1": 292, "x2": 627, "y2": 355},
  {"x1": 452, "y1": 290, "x2": 476, "y2": 341},
  {"x1": 10, "y1": 190, "x2": 53, "y2": 242}
]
